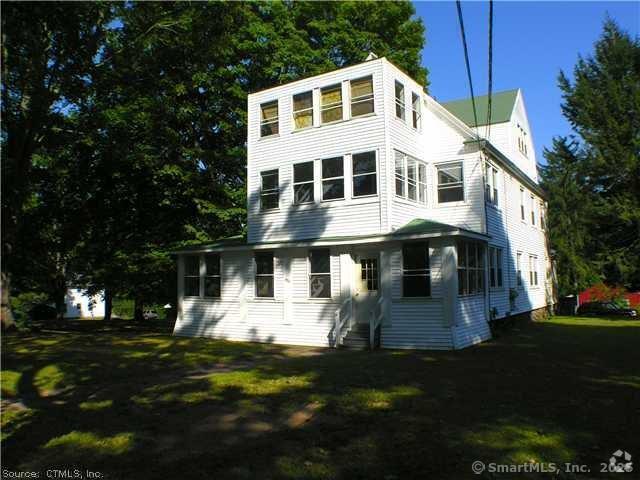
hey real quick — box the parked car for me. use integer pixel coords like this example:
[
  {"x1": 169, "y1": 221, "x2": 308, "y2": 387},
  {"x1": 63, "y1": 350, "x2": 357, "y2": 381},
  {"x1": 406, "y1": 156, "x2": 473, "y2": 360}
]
[
  {"x1": 28, "y1": 304, "x2": 57, "y2": 321},
  {"x1": 142, "y1": 309, "x2": 159, "y2": 321},
  {"x1": 577, "y1": 301, "x2": 637, "y2": 317}
]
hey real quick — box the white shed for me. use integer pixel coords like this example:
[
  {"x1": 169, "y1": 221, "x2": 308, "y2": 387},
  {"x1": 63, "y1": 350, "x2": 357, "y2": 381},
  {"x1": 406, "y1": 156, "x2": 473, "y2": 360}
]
[{"x1": 64, "y1": 289, "x2": 105, "y2": 319}]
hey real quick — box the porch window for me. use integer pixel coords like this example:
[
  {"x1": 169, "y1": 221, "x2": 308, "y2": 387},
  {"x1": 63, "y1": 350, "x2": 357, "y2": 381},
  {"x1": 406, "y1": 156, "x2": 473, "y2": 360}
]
[
  {"x1": 517, "y1": 252, "x2": 523, "y2": 286},
  {"x1": 184, "y1": 256, "x2": 200, "y2": 297},
  {"x1": 352, "y1": 151, "x2": 377, "y2": 197},
  {"x1": 255, "y1": 252, "x2": 274, "y2": 298},
  {"x1": 260, "y1": 169, "x2": 279, "y2": 210},
  {"x1": 321, "y1": 84, "x2": 343, "y2": 124},
  {"x1": 418, "y1": 164, "x2": 427, "y2": 204},
  {"x1": 529, "y1": 255, "x2": 538, "y2": 286},
  {"x1": 411, "y1": 92, "x2": 421, "y2": 129},
  {"x1": 204, "y1": 254, "x2": 221, "y2": 298},
  {"x1": 485, "y1": 163, "x2": 499, "y2": 206},
  {"x1": 293, "y1": 91, "x2": 313, "y2": 130},
  {"x1": 293, "y1": 161, "x2": 314, "y2": 204},
  {"x1": 350, "y1": 76, "x2": 374, "y2": 117},
  {"x1": 395, "y1": 81, "x2": 405, "y2": 120},
  {"x1": 309, "y1": 249, "x2": 331, "y2": 298},
  {"x1": 457, "y1": 240, "x2": 484, "y2": 295},
  {"x1": 321, "y1": 156, "x2": 344, "y2": 201},
  {"x1": 489, "y1": 247, "x2": 503, "y2": 288},
  {"x1": 437, "y1": 162, "x2": 464, "y2": 203},
  {"x1": 260, "y1": 100, "x2": 279, "y2": 137},
  {"x1": 402, "y1": 242, "x2": 430, "y2": 297}
]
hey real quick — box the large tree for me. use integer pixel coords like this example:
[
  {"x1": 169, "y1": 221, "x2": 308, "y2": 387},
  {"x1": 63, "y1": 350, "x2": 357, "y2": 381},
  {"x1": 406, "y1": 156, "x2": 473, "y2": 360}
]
[{"x1": 541, "y1": 19, "x2": 640, "y2": 295}]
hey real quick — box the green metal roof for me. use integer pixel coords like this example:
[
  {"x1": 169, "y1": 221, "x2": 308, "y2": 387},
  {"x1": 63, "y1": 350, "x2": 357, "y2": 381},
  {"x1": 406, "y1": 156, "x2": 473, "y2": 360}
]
[
  {"x1": 393, "y1": 218, "x2": 461, "y2": 236},
  {"x1": 441, "y1": 89, "x2": 518, "y2": 127}
]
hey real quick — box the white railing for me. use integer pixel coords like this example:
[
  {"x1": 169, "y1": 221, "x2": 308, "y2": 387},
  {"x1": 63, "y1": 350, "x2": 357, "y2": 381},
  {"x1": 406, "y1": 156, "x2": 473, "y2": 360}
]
[
  {"x1": 369, "y1": 296, "x2": 384, "y2": 349},
  {"x1": 333, "y1": 298, "x2": 352, "y2": 348}
]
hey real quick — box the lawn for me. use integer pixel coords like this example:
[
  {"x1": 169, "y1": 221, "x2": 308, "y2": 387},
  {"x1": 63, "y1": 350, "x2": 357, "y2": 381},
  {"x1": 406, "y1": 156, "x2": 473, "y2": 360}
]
[{"x1": 1, "y1": 316, "x2": 638, "y2": 479}]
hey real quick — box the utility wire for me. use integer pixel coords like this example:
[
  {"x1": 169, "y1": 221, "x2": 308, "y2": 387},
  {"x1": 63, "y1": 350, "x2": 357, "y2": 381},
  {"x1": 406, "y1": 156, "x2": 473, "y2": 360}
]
[
  {"x1": 485, "y1": 0, "x2": 494, "y2": 139},
  {"x1": 456, "y1": 0, "x2": 480, "y2": 139}
]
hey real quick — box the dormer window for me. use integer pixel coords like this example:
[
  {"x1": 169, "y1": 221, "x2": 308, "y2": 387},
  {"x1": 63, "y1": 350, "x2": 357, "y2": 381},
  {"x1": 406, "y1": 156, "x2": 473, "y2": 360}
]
[
  {"x1": 293, "y1": 91, "x2": 313, "y2": 130},
  {"x1": 517, "y1": 123, "x2": 528, "y2": 156},
  {"x1": 260, "y1": 101, "x2": 278, "y2": 137},
  {"x1": 321, "y1": 84, "x2": 343, "y2": 124},
  {"x1": 411, "y1": 92, "x2": 421, "y2": 129},
  {"x1": 350, "y1": 76, "x2": 374, "y2": 117},
  {"x1": 260, "y1": 169, "x2": 279, "y2": 210},
  {"x1": 395, "y1": 81, "x2": 405, "y2": 120}
]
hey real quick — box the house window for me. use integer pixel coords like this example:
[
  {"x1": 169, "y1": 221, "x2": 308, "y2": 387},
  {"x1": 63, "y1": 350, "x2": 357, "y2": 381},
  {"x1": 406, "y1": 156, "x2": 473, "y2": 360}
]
[
  {"x1": 402, "y1": 242, "x2": 430, "y2": 297},
  {"x1": 352, "y1": 151, "x2": 377, "y2": 197},
  {"x1": 395, "y1": 81, "x2": 405, "y2": 120},
  {"x1": 309, "y1": 249, "x2": 331, "y2": 298},
  {"x1": 437, "y1": 162, "x2": 464, "y2": 203},
  {"x1": 411, "y1": 92, "x2": 421, "y2": 129},
  {"x1": 321, "y1": 84, "x2": 343, "y2": 124},
  {"x1": 361, "y1": 258, "x2": 379, "y2": 291},
  {"x1": 485, "y1": 163, "x2": 499, "y2": 206},
  {"x1": 418, "y1": 164, "x2": 427, "y2": 204},
  {"x1": 540, "y1": 202, "x2": 545, "y2": 230},
  {"x1": 529, "y1": 255, "x2": 539, "y2": 286},
  {"x1": 489, "y1": 247, "x2": 503, "y2": 288},
  {"x1": 520, "y1": 187, "x2": 525, "y2": 220},
  {"x1": 204, "y1": 254, "x2": 221, "y2": 297},
  {"x1": 350, "y1": 76, "x2": 374, "y2": 117},
  {"x1": 184, "y1": 256, "x2": 200, "y2": 297},
  {"x1": 260, "y1": 101, "x2": 278, "y2": 137},
  {"x1": 517, "y1": 252, "x2": 523, "y2": 287},
  {"x1": 407, "y1": 157, "x2": 417, "y2": 201},
  {"x1": 292, "y1": 91, "x2": 313, "y2": 130},
  {"x1": 530, "y1": 195, "x2": 536, "y2": 225},
  {"x1": 321, "y1": 157, "x2": 344, "y2": 200},
  {"x1": 293, "y1": 161, "x2": 314, "y2": 204},
  {"x1": 395, "y1": 151, "x2": 406, "y2": 197},
  {"x1": 457, "y1": 240, "x2": 485, "y2": 295},
  {"x1": 255, "y1": 252, "x2": 274, "y2": 297},
  {"x1": 260, "y1": 169, "x2": 279, "y2": 210}
]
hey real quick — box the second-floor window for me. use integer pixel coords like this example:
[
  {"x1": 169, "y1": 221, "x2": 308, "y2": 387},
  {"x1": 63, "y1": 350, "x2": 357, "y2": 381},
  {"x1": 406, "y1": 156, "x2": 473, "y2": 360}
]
[
  {"x1": 418, "y1": 164, "x2": 427, "y2": 204},
  {"x1": 352, "y1": 151, "x2": 377, "y2": 197},
  {"x1": 184, "y1": 256, "x2": 200, "y2": 297},
  {"x1": 489, "y1": 247, "x2": 503, "y2": 288},
  {"x1": 293, "y1": 162, "x2": 314, "y2": 204},
  {"x1": 517, "y1": 252, "x2": 523, "y2": 286},
  {"x1": 350, "y1": 76, "x2": 374, "y2": 117},
  {"x1": 412, "y1": 92, "x2": 421, "y2": 129},
  {"x1": 520, "y1": 187, "x2": 526, "y2": 220},
  {"x1": 255, "y1": 252, "x2": 274, "y2": 297},
  {"x1": 437, "y1": 162, "x2": 464, "y2": 203},
  {"x1": 321, "y1": 84, "x2": 343, "y2": 124},
  {"x1": 395, "y1": 81, "x2": 405, "y2": 120},
  {"x1": 457, "y1": 240, "x2": 484, "y2": 295},
  {"x1": 402, "y1": 242, "x2": 430, "y2": 297},
  {"x1": 293, "y1": 91, "x2": 313, "y2": 130},
  {"x1": 260, "y1": 170, "x2": 279, "y2": 210},
  {"x1": 540, "y1": 202, "x2": 545, "y2": 230},
  {"x1": 395, "y1": 151, "x2": 427, "y2": 205},
  {"x1": 309, "y1": 249, "x2": 331, "y2": 298},
  {"x1": 321, "y1": 156, "x2": 344, "y2": 201},
  {"x1": 485, "y1": 163, "x2": 499, "y2": 206},
  {"x1": 529, "y1": 255, "x2": 539, "y2": 286},
  {"x1": 260, "y1": 100, "x2": 278, "y2": 137},
  {"x1": 204, "y1": 254, "x2": 221, "y2": 298},
  {"x1": 530, "y1": 195, "x2": 536, "y2": 226}
]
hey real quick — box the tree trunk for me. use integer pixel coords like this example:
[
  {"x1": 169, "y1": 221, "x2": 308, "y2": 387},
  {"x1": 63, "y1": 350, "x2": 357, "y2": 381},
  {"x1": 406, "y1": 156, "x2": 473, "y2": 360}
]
[
  {"x1": 134, "y1": 296, "x2": 144, "y2": 322},
  {"x1": 103, "y1": 289, "x2": 112, "y2": 321},
  {"x1": 53, "y1": 288, "x2": 66, "y2": 321},
  {"x1": 1, "y1": 271, "x2": 16, "y2": 330}
]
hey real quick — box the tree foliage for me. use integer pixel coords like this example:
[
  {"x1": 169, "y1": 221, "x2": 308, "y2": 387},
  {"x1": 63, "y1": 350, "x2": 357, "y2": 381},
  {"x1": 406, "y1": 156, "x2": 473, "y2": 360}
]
[{"x1": 541, "y1": 19, "x2": 640, "y2": 295}]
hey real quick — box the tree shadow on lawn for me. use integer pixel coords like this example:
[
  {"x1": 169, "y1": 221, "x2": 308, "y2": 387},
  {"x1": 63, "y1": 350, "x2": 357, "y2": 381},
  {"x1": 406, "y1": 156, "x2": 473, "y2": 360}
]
[{"x1": 1, "y1": 319, "x2": 638, "y2": 479}]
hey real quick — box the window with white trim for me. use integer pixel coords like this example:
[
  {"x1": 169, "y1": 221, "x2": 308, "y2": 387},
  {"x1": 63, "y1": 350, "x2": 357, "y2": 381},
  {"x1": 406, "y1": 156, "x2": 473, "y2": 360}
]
[
  {"x1": 394, "y1": 151, "x2": 427, "y2": 204},
  {"x1": 255, "y1": 252, "x2": 274, "y2": 297},
  {"x1": 530, "y1": 194, "x2": 536, "y2": 226},
  {"x1": 309, "y1": 249, "x2": 331, "y2": 298},
  {"x1": 529, "y1": 255, "x2": 539, "y2": 286},
  {"x1": 485, "y1": 162, "x2": 499, "y2": 206},
  {"x1": 204, "y1": 254, "x2": 221, "y2": 298},
  {"x1": 352, "y1": 151, "x2": 377, "y2": 197},
  {"x1": 418, "y1": 164, "x2": 427, "y2": 204},
  {"x1": 411, "y1": 92, "x2": 421, "y2": 129},
  {"x1": 520, "y1": 187, "x2": 525, "y2": 220},
  {"x1": 540, "y1": 202, "x2": 545, "y2": 230},
  {"x1": 395, "y1": 151, "x2": 406, "y2": 197},
  {"x1": 260, "y1": 170, "x2": 279, "y2": 210},
  {"x1": 395, "y1": 81, "x2": 405, "y2": 120},
  {"x1": 457, "y1": 240, "x2": 485, "y2": 295},
  {"x1": 407, "y1": 157, "x2": 417, "y2": 201},
  {"x1": 350, "y1": 76, "x2": 374, "y2": 117},
  {"x1": 402, "y1": 242, "x2": 430, "y2": 297},
  {"x1": 361, "y1": 258, "x2": 379, "y2": 291},
  {"x1": 516, "y1": 252, "x2": 523, "y2": 286},
  {"x1": 321, "y1": 156, "x2": 344, "y2": 200},
  {"x1": 184, "y1": 256, "x2": 200, "y2": 297},
  {"x1": 292, "y1": 91, "x2": 313, "y2": 130},
  {"x1": 489, "y1": 247, "x2": 503, "y2": 288},
  {"x1": 260, "y1": 101, "x2": 278, "y2": 137},
  {"x1": 293, "y1": 162, "x2": 314, "y2": 204},
  {"x1": 437, "y1": 162, "x2": 464, "y2": 203},
  {"x1": 321, "y1": 84, "x2": 343, "y2": 124}
]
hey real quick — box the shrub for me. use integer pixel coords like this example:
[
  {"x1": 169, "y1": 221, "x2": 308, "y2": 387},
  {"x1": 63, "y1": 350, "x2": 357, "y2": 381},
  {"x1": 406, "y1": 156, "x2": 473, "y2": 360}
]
[{"x1": 10, "y1": 292, "x2": 50, "y2": 328}]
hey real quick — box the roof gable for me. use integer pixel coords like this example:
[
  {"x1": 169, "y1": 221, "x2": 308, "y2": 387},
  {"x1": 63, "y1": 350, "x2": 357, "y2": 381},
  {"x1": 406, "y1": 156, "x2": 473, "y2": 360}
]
[{"x1": 441, "y1": 89, "x2": 518, "y2": 127}]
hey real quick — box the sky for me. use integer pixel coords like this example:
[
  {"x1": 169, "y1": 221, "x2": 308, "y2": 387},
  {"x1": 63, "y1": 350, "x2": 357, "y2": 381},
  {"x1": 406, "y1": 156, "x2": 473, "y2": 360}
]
[{"x1": 413, "y1": 1, "x2": 639, "y2": 164}]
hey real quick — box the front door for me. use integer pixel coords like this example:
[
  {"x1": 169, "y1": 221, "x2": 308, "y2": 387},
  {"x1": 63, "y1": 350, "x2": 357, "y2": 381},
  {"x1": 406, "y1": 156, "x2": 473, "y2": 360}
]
[{"x1": 353, "y1": 251, "x2": 380, "y2": 325}]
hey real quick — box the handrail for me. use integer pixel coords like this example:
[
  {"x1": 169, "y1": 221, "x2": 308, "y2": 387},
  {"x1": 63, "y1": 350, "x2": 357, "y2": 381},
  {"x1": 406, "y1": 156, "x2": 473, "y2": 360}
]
[
  {"x1": 333, "y1": 297, "x2": 351, "y2": 348},
  {"x1": 369, "y1": 296, "x2": 384, "y2": 349}
]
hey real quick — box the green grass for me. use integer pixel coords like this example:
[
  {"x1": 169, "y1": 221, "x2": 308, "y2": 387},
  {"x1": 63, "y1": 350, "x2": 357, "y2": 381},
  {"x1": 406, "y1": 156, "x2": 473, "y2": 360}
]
[{"x1": 1, "y1": 316, "x2": 638, "y2": 479}]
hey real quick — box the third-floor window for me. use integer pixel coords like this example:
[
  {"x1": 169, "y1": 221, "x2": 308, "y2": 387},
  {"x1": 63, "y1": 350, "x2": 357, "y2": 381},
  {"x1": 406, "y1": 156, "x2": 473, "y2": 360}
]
[
  {"x1": 350, "y1": 76, "x2": 374, "y2": 117},
  {"x1": 395, "y1": 81, "x2": 405, "y2": 120},
  {"x1": 260, "y1": 100, "x2": 279, "y2": 137},
  {"x1": 321, "y1": 84, "x2": 343, "y2": 124},
  {"x1": 411, "y1": 92, "x2": 421, "y2": 129},
  {"x1": 292, "y1": 91, "x2": 313, "y2": 130}
]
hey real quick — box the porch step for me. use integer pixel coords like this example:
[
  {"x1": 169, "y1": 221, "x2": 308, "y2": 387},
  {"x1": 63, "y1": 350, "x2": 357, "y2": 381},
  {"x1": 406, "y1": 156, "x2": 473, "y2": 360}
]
[{"x1": 342, "y1": 325, "x2": 374, "y2": 350}]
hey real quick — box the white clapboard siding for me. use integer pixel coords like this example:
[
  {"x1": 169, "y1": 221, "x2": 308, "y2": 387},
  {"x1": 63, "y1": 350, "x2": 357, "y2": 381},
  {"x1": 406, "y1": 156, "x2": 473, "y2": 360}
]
[
  {"x1": 381, "y1": 301, "x2": 453, "y2": 350},
  {"x1": 452, "y1": 295, "x2": 491, "y2": 349}
]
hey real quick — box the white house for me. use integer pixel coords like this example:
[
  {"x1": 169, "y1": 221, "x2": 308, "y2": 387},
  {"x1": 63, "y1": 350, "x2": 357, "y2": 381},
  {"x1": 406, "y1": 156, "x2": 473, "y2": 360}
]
[
  {"x1": 172, "y1": 57, "x2": 553, "y2": 350},
  {"x1": 64, "y1": 288, "x2": 105, "y2": 319}
]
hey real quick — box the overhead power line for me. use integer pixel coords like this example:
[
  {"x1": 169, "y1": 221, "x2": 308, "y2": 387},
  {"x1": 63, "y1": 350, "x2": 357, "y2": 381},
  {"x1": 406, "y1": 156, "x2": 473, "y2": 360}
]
[
  {"x1": 456, "y1": 0, "x2": 479, "y2": 139},
  {"x1": 486, "y1": 0, "x2": 494, "y2": 139}
]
